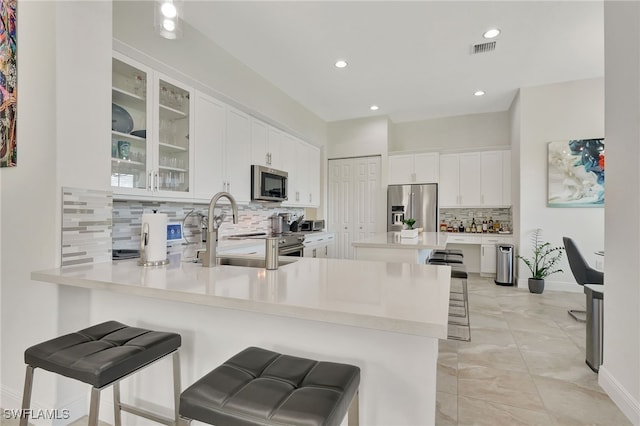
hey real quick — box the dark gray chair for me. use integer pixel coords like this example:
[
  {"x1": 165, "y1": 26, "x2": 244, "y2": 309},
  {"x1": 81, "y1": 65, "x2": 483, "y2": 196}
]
[{"x1": 563, "y1": 237, "x2": 604, "y2": 322}]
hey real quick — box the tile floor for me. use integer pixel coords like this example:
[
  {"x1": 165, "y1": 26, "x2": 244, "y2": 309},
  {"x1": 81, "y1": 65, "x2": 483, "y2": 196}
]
[{"x1": 436, "y1": 274, "x2": 630, "y2": 426}]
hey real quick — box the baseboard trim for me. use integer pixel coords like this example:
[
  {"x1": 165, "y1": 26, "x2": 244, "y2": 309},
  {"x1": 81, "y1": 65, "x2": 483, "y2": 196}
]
[
  {"x1": 598, "y1": 365, "x2": 640, "y2": 424},
  {"x1": 2, "y1": 384, "x2": 87, "y2": 426}
]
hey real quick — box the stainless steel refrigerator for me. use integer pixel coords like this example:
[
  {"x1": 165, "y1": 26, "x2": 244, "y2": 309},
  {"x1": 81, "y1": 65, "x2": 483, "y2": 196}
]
[{"x1": 387, "y1": 184, "x2": 438, "y2": 232}]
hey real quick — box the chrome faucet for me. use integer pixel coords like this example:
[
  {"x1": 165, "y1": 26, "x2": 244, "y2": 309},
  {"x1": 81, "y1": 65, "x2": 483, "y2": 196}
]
[{"x1": 203, "y1": 191, "x2": 238, "y2": 267}]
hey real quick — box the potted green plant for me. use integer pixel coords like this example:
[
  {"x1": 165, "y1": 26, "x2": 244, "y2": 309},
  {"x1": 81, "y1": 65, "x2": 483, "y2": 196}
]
[
  {"x1": 517, "y1": 228, "x2": 565, "y2": 293},
  {"x1": 400, "y1": 218, "x2": 418, "y2": 238}
]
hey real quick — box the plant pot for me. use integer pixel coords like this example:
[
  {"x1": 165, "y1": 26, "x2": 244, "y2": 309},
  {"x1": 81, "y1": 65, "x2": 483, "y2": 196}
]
[
  {"x1": 400, "y1": 229, "x2": 419, "y2": 238},
  {"x1": 528, "y1": 278, "x2": 545, "y2": 294}
]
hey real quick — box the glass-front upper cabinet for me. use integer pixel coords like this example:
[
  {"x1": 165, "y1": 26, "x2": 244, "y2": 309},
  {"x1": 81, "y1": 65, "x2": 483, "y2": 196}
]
[
  {"x1": 111, "y1": 54, "x2": 151, "y2": 192},
  {"x1": 111, "y1": 52, "x2": 194, "y2": 198},
  {"x1": 154, "y1": 76, "x2": 192, "y2": 195}
]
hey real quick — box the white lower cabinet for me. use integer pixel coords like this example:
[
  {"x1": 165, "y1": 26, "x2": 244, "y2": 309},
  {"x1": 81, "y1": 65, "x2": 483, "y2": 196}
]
[
  {"x1": 481, "y1": 244, "x2": 497, "y2": 274},
  {"x1": 303, "y1": 233, "x2": 336, "y2": 258}
]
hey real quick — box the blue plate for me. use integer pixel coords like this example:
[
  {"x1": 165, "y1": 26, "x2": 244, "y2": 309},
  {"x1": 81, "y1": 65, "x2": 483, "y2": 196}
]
[
  {"x1": 112, "y1": 103, "x2": 134, "y2": 133},
  {"x1": 130, "y1": 129, "x2": 146, "y2": 139}
]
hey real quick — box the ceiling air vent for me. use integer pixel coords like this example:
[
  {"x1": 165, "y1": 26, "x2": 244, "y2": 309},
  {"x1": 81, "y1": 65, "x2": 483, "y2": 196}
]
[{"x1": 471, "y1": 41, "x2": 496, "y2": 54}]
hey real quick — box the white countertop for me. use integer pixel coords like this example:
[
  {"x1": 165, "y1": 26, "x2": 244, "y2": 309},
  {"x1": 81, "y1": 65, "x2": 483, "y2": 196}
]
[
  {"x1": 352, "y1": 231, "x2": 448, "y2": 249},
  {"x1": 32, "y1": 256, "x2": 451, "y2": 339}
]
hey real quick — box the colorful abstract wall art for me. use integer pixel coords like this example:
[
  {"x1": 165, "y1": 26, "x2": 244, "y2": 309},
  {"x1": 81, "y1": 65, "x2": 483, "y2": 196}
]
[
  {"x1": 548, "y1": 139, "x2": 605, "y2": 207},
  {"x1": 0, "y1": 0, "x2": 16, "y2": 168}
]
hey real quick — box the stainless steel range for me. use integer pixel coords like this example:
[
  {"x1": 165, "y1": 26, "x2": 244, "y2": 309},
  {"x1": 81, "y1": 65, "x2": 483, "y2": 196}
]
[{"x1": 227, "y1": 232, "x2": 306, "y2": 257}]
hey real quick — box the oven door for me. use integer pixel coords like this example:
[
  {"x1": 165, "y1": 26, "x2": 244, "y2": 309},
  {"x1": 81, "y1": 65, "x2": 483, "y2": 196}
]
[{"x1": 279, "y1": 244, "x2": 304, "y2": 257}]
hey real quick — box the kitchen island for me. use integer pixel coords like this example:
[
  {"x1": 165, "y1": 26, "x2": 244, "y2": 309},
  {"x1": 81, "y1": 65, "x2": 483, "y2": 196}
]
[
  {"x1": 353, "y1": 231, "x2": 448, "y2": 264},
  {"x1": 32, "y1": 255, "x2": 451, "y2": 425}
]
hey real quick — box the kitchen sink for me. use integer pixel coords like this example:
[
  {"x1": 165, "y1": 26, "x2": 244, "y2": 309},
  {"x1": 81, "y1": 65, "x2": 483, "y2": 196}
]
[{"x1": 215, "y1": 256, "x2": 298, "y2": 268}]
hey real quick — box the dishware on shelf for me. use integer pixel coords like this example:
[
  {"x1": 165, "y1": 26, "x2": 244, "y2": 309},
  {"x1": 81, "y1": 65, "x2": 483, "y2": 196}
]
[
  {"x1": 117, "y1": 140, "x2": 131, "y2": 160},
  {"x1": 130, "y1": 129, "x2": 146, "y2": 139},
  {"x1": 112, "y1": 103, "x2": 134, "y2": 133}
]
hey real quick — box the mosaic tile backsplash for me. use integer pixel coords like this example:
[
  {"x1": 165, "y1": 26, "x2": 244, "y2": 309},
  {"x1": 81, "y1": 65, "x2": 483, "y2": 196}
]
[
  {"x1": 440, "y1": 207, "x2": 512, "y2": 232},
  {"x1": 61, "y1": 187, "x2": 113, "y2": 266},
  {"x1": 113, "y1": 200, "x2": 305, "y2": 251}
]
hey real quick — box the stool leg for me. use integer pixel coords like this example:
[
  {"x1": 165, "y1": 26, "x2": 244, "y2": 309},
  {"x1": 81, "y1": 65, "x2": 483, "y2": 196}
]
[
  {"x1": 113, "y1": 382, "x2": 122, "y2": 426},
  {"x1": 172, "y1": 350, "x2": 182, "y2": 425},
  {"x1": 88, "y1": 387, "x2": 101, "y2": 426},
  {"x1": 19, "y1": 365, "x2": 35, "y2": 426},
  {"x1": 348, "y1": 389, "x2": 359, "y2": 426}
]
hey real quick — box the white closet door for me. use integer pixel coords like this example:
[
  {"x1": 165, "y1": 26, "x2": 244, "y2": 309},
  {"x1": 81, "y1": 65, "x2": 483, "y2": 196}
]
[{"x1": 328, "y1": 159, "x2": 353, "y2": 259}]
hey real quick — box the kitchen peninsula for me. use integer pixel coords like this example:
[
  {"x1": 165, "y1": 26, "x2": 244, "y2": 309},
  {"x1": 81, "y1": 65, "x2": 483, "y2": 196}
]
[
  {"x1": 32, "y1": 256, "x2": 451, "y2": 425},
  {"x1": 353, "y1": 231, "x2": 448, "y2": 264}
]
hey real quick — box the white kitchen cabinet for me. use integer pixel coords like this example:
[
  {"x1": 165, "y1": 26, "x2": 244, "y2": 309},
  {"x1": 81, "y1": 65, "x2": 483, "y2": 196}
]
[
  {"x1": 251, "y1": 120, "x2": 287, "y2": 170},
  {"x1": 439, "y1": 152, "x2": 480, "y2": 207},
  {"x1": 480, "y1": 151, "x2": 504, "y2": 206},
  {"x1": 328, "y1": 156, "x2": 381, "y2": 259},
  {"x1": 480, "y1": 235, "x2": 513, "y2": 276},
  {"x1": 282, "y1": 137, "x2": 320, "y2": 208},
  {"x1": 303, "y1": 233, "x2": 335, "y2": 258},
  {"x1": 439, "y1": 150, "x2": 511, "y2": 207},
  {"x1": 193, "y1": 93, "x2": 251, "y2": 203},
  {"x1": 388, "y1": 153, "x2": 439, "y2": 184},
  {"x1": 481, "y1": 243, "x2": 497, "y2": 274},
  {"x1": 111, "y1": 53, "x2": 194, "y2": 198},
  {"x1": 225, "y1": 107, "x2": 252, "y2": 202},
  {"x1": 193, "y1": 92, "x2": 226, "y2": 200}
]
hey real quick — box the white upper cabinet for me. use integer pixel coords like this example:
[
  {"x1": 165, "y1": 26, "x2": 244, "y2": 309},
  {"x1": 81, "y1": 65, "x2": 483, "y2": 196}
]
[
  {"x1": 111, "y1": 53, "x2": 194, "y2": 198},
  {"x1": 458, "y1": 152, "x2": 481, "y2": 206},
  {"x1": 388, "y1": 153, "x2": 439, "y2": 184},
  {"x1": 439, "y1": 150, "x2": 511, "y2": 207},
  {"x1": 193, "y1": 94, "x2": 251, "y2": 203},
  {"x1": 250, "y1": 119, "x2": 269, "y2": 167},
  {"x1": 480, "y1": 151, "x2": 504, "y2": 206},
  {"x1": 225, "y1": 107, "x2": 252, "y2": 202},
  {"x1": 112, "y1": 52, "x2": 322, "y2": 206},
  {"x1": 193, "y1": 92, "x2": 226, "y2": 200}
]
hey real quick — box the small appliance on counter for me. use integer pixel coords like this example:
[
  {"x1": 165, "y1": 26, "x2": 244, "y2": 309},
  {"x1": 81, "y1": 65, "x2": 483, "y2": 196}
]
[
  {"x1": 300, "y1": 219, "x2": 325, "y2": 232},
  {"x1": 139, "y1": 211, "x2": 169, "y2": 266}
]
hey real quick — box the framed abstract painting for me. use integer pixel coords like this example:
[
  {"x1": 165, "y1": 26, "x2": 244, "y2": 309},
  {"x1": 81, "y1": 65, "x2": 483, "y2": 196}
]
[
  {"x1": 0, "y1": 0, "x2": 16, "y2": 168},
  {"x1": 548, "y1": 139, "x2": 605, "y2": 207}
]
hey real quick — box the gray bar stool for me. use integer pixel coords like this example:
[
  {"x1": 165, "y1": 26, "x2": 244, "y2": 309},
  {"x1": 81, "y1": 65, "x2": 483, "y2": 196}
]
[
  {"x1": 179, "y1": 346, "x2": 360, "y2": 426},
  {"x1": 20, "y1": 321, "x2": 181, "y2": 426}
]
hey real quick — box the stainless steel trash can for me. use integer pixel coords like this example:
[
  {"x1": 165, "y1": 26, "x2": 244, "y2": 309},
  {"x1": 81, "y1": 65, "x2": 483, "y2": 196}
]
[
  {"x1": 584, "y1": 284, "x2": 604, "y2": 372},
  {"x1": 495, "y1": 244, "x2": 514, "y2": 286}
]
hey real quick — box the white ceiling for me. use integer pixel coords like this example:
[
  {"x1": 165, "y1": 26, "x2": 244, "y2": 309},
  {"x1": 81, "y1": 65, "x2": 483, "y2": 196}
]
[{"x1": 182, "y1": 1, "x2": 604, "y2": 123}]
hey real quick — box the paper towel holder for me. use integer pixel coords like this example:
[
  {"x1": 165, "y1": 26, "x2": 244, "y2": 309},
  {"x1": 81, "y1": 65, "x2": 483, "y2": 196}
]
[{"x1": 138, "y1": 222, "x2": 169, "y2": 267}]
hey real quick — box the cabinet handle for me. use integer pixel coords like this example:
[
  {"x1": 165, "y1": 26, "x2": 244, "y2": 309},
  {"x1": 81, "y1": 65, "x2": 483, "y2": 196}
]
[
  {"x1": 325, "y1": 246, "x2": 327, "y2": 256},
  {"x1": 266, "y1": 153, "x2": 269, "y2": 165},
  {"x1": 309, "y1": 194, "x2": 312, "y2": 203},
  {"x1": 154, "y1": 171, "x2": 159, "y2": 191},
  {"x1": 228, "y1": 181, "x2": 231, "y2": 191},
  {"x1": 482, "y1": 246, "x2": 485, "y2": 256},
  {"x1": 148, "y1": 172, "x2": 153, "y2": 191},
  {"x1": 313, "y1": 248, "x2": 317, "y2": 258}
]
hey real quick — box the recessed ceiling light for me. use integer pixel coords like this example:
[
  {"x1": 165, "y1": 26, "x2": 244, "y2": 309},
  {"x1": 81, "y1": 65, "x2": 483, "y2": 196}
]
[
  {"x1": 370, "y1": 105, "x2": 379, "y2": 111},
  {"x1": 335, "y1": 60, "x2": 348, "y2": 68},
  {"x1": 163, "y1": 18, "x2": 176, "y2": 32},
  {"x1": 474, "y1": 90, "x2": 485, "y2": 97},
  {"x1": 161, "y1": 1, "x2": 177, "y2": 18},
  {"x1": 483, "y1": 28, "x2": 501, "y2": 39}
]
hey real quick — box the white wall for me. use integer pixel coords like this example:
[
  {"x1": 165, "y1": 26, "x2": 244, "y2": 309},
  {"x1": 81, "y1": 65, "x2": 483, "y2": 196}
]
[
  {"x1": 1, "y1": 1, "x2": 61, "y2": 411},
  {"x1": 599, "y1": 2, "x2": 640, "y2": 423},
  {"x1": 112, "y1": 1, "x2": 326, "y2": 149},
  {"x1": 1, "y1": 1, "x2": 111, "y2": 419},
  {"x1": 516, "y1": 77, "x2": 605, "y2": 291},
  {"x1": 390, "y1": 111, "x2": 510, "y2": 153}
]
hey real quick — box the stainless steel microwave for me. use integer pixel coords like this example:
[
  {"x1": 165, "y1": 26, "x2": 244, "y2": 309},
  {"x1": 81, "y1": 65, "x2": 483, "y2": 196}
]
[{"x1": 251, "y1": 165, "x2": 288, "y2": 202}]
